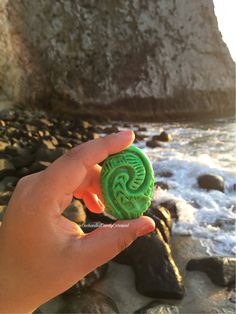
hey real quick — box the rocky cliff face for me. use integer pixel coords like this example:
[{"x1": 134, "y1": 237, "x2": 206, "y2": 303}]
[{"x1": 0, "y1": 0, "x2": 234, "y2": 120}]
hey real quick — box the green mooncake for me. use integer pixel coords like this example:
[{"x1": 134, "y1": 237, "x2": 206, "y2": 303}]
[{"x1": 100, "y1": 145, "x2": 154, "y2": 220}]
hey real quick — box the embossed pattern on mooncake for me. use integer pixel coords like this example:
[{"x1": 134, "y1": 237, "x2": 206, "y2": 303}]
[{"x1": 101, "y1": 145, "x2": 154, "y2": 220}]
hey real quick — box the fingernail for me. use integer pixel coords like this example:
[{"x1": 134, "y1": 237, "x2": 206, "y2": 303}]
[
  {"x1": 98, "y1": 199, "x2": 105, "y2": 210},
  {"x1": 138, "y1": 220, "x2": 155, "y2": 237}
]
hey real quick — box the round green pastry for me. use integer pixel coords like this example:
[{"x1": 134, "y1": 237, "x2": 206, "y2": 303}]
[{"x1": 100, "y1": 145, "x2": 154, "y2": 220}]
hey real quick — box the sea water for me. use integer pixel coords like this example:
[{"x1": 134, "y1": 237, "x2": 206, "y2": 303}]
[{"x1": 131, "y1": 118, "x2": 236, "y2": 257}]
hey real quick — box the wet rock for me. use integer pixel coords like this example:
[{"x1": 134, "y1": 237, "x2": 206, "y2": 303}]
[
  {"x1": 158, "y1": 171, "x2": 173, "y2": 178},
  {"x1": 29, "y1": 161, "x2": 51, "y2": 173},
  {"x1": 152, "y1": 131, "x2": 172, "y2": 142},
  {"x1": 60, "y1": 290, "x2": 119, "y2": 313},
  {"x1": 145, "y1": 210, "x2": 170, "y2": 243},
  {"x1": 41, "y1": 139, "x2": 56, "y2": 150},
  {"x1": 0, "y1": 141, "x2": 8, "y2": 152},
  {"x1": 146, "y1": 204, "x2": 172, "y2": 230},
  {"x1": 63, "y1": 264, "x2": 109, "y2": 296},
  {"x1": 0, "y1": 176, "x2": 18, "y2": 190},
  {"x1": 135, "y1": 301, "x2": 179, "y2": 314},
  {"x1": 114, "y1": 230, "x2": 184, "y2": 299},
  {"x1": 63, "y1": 199, "x2": 86, "y2": 225},
  {"x1": 103, "y1": 126, "x2": 119, "y2": 134},
  {"x1": 36, "y1": 147, "x2": 66, "y2": 162},
  {"x1": 146, "y1": 140, "x2": 162, "y2": 148},
  {"x1": 186, "y1": 257, "x2": 236, "y2": 287},
  {"x1": 0, "y1": 205, "x2": 7, "y2": 221},
  {"x1": 160, "y1": 199, "x2": 178, "y2": 220},
  {"x1": 0, "y1": 191, "x2": 12, "y2": 205},
  {"x1": 4, "y1": 145, "x2": 31, "y2": 157},
  {"x1": 134, "y1": 132, "x2": 146, "y2": 141},
  {"x1": 11, "y1": 154, "x2": 35, "y2": 168},
  {"x1": 233, "y1": 183, "x2": 236, "y2": 191},
  {"x1": 138, "y1": 126, "x2": 147, "y2": 132},
  {"x1": 197, "y1": 173, "x2": 224, "y2": 192},
  {"x1": 155, "y1": 181, "x2": 169, "y2": 190},
  {"x1": 0, "y1": 158, "x2": 15, "y2": 179}
]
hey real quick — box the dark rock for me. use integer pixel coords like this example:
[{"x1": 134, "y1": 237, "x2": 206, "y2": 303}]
[
  {"x1": 0, "y1": 141, "x2": 8, "y2": 152},
  {"x1": 0, "y1": 191, "x2": 12, "y2": 205},
  {"x1": 60, "y1": 290, "x2": 119, "y2": 313},
  {"x1": 145, "y1": 204, "x2": 172, "y2": 230},
  {"x1": 63, "y1": 199, "x2": 86, "y2": 225},
  {"x1": 197, "y1": 173, "x2": 224, "y2": 192},
  {"x1": 5, "y1": 145, "x2": 31, "y2": 157},
  {"x1": 63, "y1": 264, "x2": 109, "y2": 296},
  {"x1": 114, "y1": 230, "x2": 184, "y2": 299},
  {"x1": 155, "y1": 181, "x2": 169, "y2": 190},
  {"x1": 134, "y1": 132, "x2": 146, "y2": 141},
  {"x1": 0, "y1": 205, "x2": 7, "y2": 221},
  {"x1": 138, "y1": 126, "x2": 147, "y2": 132},
  {"x1": 135, "y1": 301, "x2": 179, "y2": 314},
  {"x1": 103, "y1": 126, "x2": 119, "y2": 134},
  {"x1": 186, "y1": 257, "x2": 236, "y2": 287},
  {"x1": 36, "y1": 147, "x2": 66, "y2": 162},
  {"x1": 146, "y1": 140, "x2": 162, "y2": 148},
  {"x1": 0, "y1": 176, "x2": 18, "y2": 190},
  {"x1": 84, "y1": 207, "x2": 116, "y2": 225},
  {"x1": 152, "y1": 131, "x2": 172, "y2": 142},
  {"x1": 29, "y1": 161, "x2": 51, "y2": 173},
  {"x1": 11, "y1": 154, "x2": 35, "y2": 168},
  {"x1": 233, "y1": 183, "x2": 236, "y2": 191},
  {"x1": 158, "y1": 171, "x2": 173, "y2": 178},
  {"x1": 145, "y1": 211, "x2": 170, "y2": 243},
  {"x1": 160, "y1": 199, "x2": 179, "y2": 220},
  {"x1": 0, "y1": 159, "x2": 15, "y2": 179},
  {"x1": 16, "y1": 167, "x2": 31, "y2": 178}
]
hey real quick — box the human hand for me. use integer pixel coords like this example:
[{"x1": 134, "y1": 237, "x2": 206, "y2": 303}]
[{"x1": 0, "y1": 130, "x2": 155, "y2": 313}]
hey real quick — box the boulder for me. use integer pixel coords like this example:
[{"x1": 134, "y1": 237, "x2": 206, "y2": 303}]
[
  {"x1": 0, "y1": 1, "x2": 234, "y2": 120},
  {"x1": 114, "y1": 230, "x2": 184, "y2": 299},
  {"x1": 197, "y1": 173, "x2": 224, "y2": 192},
  {"x1": 187, "y1": 257, "x2": 236, "y2": 287}
]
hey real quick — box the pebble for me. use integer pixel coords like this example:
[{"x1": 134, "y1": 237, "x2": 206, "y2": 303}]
[{"x1": 0, "y1": 158, "x2": 15, "y2": 180}]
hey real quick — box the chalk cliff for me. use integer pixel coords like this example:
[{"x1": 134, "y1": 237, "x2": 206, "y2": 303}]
[{"x1": 0, "y1": 0, "x2": 234, "y2": 120}]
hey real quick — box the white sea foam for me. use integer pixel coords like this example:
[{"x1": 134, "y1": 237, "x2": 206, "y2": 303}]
[{"x1": 132, "y1": 119, "x2": 236, "y2": 256}]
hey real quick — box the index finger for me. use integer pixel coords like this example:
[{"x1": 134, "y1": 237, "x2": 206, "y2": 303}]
[{"x1": 41, "y1": 130, "x2": 134, "y2": 198}]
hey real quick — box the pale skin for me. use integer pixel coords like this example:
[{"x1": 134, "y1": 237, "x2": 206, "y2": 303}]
[{"x1": 0, "y1": 130, "x2": 155, "y2": 313}]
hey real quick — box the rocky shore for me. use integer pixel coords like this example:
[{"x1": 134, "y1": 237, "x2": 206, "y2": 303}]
[{"x1": 0, "y1": 107, "x2": 235, "y2": 313}]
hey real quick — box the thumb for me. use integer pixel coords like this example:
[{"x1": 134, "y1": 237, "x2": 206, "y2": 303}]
[{"x1": 76, "y1": 216, "x2": 155, "y2": 274}]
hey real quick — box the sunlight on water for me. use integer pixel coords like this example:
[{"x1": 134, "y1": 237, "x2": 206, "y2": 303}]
[{"x1": 131, "y1": 118, "x2": 236, "y2": 256}]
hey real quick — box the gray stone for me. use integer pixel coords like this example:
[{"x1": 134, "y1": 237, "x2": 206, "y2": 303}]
[{"x1": 0, "y1": 1, "x2": 234, "y2": 120}]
